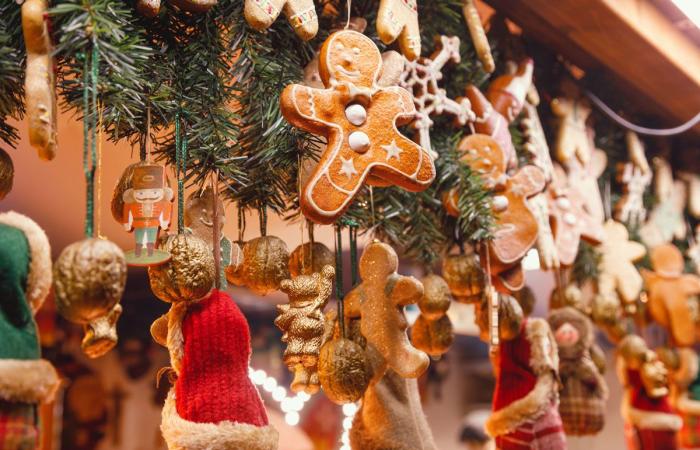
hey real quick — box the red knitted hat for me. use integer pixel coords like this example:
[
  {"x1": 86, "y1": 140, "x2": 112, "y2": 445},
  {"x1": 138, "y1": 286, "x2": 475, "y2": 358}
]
[{"x1": 161, "y1": 290, "x2": 278, "y2": 450}]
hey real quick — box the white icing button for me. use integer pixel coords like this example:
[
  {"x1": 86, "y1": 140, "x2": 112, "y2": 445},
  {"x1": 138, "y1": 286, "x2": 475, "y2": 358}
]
[
  {"x1": 564, "y1": 212, "x2": 577, "y2": 226},
  {"x1": 345, "y1": 104, "x2": 367, "y2": 126},
  {"x1": 348, "y1": 131, "x2": 370, "y2": 153},
  {"x1": 493, "y1": 195, "x2": 509, "y2": 212},
  {"x1": 556, "y1": 197, "x2": 571, "y2": 210}
]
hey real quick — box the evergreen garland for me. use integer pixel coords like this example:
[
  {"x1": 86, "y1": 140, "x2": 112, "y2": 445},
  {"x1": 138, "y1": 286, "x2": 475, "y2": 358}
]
[{"x1": 0, "y1": 3, "x2": 24, "y2": 147}]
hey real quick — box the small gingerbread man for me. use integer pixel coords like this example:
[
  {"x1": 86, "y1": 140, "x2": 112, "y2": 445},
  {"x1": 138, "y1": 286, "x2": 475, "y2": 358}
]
[
  {"x1": 281, "y1": 30, "x2": 436, "y2": 224},
  {"x1": 551, "y1": 96, "x2": 592, "y2": 167},
  {"x1": 642, "y1": 244, "x2": 700, "y2": 348},
  {"x1": 377, "y1": 0, "x2": 421, "y2": 61},
  {"x1": 598, "y1": 219, "x2": 647, "y2": 308},
  {"x1": 244, "y1": 0, "x2": 318, "y2": 41},
  {"x1": 344, "y1": 241, "x2": 429, "y2": 379},
  {"x1": 446, "y1": 134, "x2": 545, "y2": 291}
]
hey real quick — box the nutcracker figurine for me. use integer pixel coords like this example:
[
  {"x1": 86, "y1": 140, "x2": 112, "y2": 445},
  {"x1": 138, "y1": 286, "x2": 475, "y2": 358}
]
[{"x1": 122, "y1": 164, "x2": 173, "y2": 265}]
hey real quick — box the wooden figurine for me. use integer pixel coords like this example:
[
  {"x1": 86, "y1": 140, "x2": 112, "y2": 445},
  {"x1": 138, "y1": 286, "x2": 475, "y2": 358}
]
[
  {"x1": 276, "y1": 265, "x2": 335, "y2": 394},
  {"x1": 22, "y1": 0, "x2": 57, "y2": 161},
  {"x1": 121, "y1": 164, "x2": 173, "y2": 266},
  {"x1": 642, "y1": 244, "x2": 700, "y2": 347}
]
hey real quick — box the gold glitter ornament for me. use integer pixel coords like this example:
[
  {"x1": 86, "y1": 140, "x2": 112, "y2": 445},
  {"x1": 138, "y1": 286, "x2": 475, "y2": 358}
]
[
  {"x1": 441, "y1": 253, "x2": 485, "y2": 303},
  {"x1": 53, "y1": 238, "x2": 127, "y2": 357},
  {"x1": 276, "y1": 265, "x2": 335, "y2": 394},
  {"x1": 318, "y1": 337, "x2": 372, "y2": 404},
  {"x1": 411, "y1": 314, "x2": 454, "y2": 357},
  {"x1": 0, "y1": 147, "x2": 13, "y2": 200},
  {"x1": 226, "y1": 235, "x2": 290, "y2": 296},
  {"x1": 148, "y1": 234, "x2": 215, "y2": 303},
  {"x1": 288, "y1": 242, "x2": 335, "y2": 277},
  {"x1": 344, "y1": 241, "x2": 429, "y2": 379}
]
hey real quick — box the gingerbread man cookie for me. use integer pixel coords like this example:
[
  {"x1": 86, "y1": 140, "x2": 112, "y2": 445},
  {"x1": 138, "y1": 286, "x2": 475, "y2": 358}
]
[
  {"x1": 281, "y1": 30, "x2": 436, "y2": 224},
  {"x1": 245, "y1": 0, "x2": 318, "y2": 41},
  {"x1": 400, "y1": 35, "x2": 475, "y2": 158},
  {"x1": 551, "y1": 97, "x2": 591, "y2": 167},
  {"x1": 548, "y1": 165, "x2": 605, "y2": 267},
  {"x1": 598, "y1": 219, "x2": 647, "y2": 307},
  {"x1": 639, "y1": 158, "x2": 687, "y2": 248},
  {"x1": 344, "y1": 241, "x2": 430, "y2": 379},
  {"x1": 377, "y1": 0, "x2": 421, "y2": 61},
  {"x1": 642, "y1": 245, "x2": 700, "y2": 347},
  {"x1": 446, "y1": 134, "x2": 545, "y2": 291}
]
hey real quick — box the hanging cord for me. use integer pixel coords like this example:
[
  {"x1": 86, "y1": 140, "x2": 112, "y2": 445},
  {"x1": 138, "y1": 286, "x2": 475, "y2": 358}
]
[
  {"x1": 175, "y1": 111, "x2": 188, "y2": 234},
  {"x1": 259, "y1": 207, "x2": 268, "y2": 236},
  {"x1": 96, "y1": 100, "x2": 104, "y2": 238},
  {"x1": 237, "y1": 207, "x2": 246, "y2": 243},
  {"x1": 82, "y1": 39, "x2": 99, "y2": 238},
  {"x1": 212, "y1": 171, "x2": 221, "y2": 290},
  {"x1": 481, "y1": 241, "x2": 499, "y2": 354},
  {"x1": 585, "y1": 90, "x2": 700, "y2": 137},
  {"x1": 343, "y1": 219, "x2": 359, "y2": 287},
  {"x1": 344, "y1": 0, "x2": 352, "y2": 29},
  {"x1": 369, "y1": 186, "x2": 376, "y2": 230},
  {"x1": 335, "y1": 224, "x2": 346, "y2": 338}
]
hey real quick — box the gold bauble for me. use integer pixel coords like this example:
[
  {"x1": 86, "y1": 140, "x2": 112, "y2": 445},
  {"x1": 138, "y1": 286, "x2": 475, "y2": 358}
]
[
  {"x1": 441, "y1": 253, "x2": 485, "y2": 303},
  {"x1": 288, "y1": 242, "x2": 335, "y2": 277},
  {"x1": 411, "y1": 314, "x2": 454, "y2": 357},
  {"x1": 475, "y1": 294, "x2": 523, "y2": 342},
  {"x1": 148, "y1": 234, "x2": 215, "y2": 303},
  {"x1": 0, "y1": 147, "x2": 14, "y2": 200},
  {"x1": 53, "y1": 238, "x2": 127, "y2": 324},
  {"x1": 318, "y1": 337, "x2": 372, "y2": 404},
  {"x1": 226, "y1": 235, "x2": 290, "y2": 296},
  {"x1": 419, "y1": 274, "x2": 452, "y2": 320}
]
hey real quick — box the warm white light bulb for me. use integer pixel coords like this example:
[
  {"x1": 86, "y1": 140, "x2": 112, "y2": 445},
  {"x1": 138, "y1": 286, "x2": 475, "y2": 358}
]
[
  {"x1": 342, "y1": 403, "x2": 358, "y2": 416},
  {"x1": 284, "y1": 411, "x2": 300, "y2": 426}
]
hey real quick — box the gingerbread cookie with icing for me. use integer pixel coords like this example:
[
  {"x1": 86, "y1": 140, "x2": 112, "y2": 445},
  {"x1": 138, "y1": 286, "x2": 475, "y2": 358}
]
[
  {"x1": 598, "y1": 219, "x2": 647, "y2": 307},
  {"x1": 281, "y1": 30, "x2": 435, "y2": 224},
  {"x1": 548, "y1": 165, "x2": 604, "y2": 266},
  {"x1": 642, "y1": 244, "x2": 700, "y2": 347},
  {"x1": 377, "y1": 0, "x2": 421, "y2": 61},
  {"x1": 445, "y1": 134, "x2": 545, "y2": 291},
  {"x1": 551, "y1": 97, "x2": 591, "y2": 167},
  {"x1": 245, "y1": 0, "x2": 318, "y2": 41}
]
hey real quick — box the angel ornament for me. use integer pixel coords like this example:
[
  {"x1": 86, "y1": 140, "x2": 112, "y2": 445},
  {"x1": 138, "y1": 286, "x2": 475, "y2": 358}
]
[{"x1": 614, "y1": 132, "x2": 652, "y2": 227}]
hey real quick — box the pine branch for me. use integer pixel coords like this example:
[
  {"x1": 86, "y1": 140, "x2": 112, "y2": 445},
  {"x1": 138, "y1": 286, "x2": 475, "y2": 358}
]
[{"x1": 0, "y1": 3, "x2": 24, "y2": 147}]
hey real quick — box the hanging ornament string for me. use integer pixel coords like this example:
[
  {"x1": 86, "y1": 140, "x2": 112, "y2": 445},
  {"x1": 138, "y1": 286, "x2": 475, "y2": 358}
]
[
  {"x1": 175, "y1": 111, "x2": 188, "y2": 234},
  {"x1": 212, "y1": 170, "x2": 221, "y2": 290},
  {"x1": 346, "y1": 219, "x2": 359, "y2": 287},
  {"x1": 259, "y1": 207, "x2": 268, "y2": 236},
  {"x1": 586, "y1": 90, "x2": 700, "y2": 136},
  {"x1": 334, "y1": 224, "x2": 346, "y2": 338},
  {"x1": 82, "y1": 38, "x2": 100, "y2": 238},
  {"x1": 482, "y1": 241, "x2": 499, "y2": 354},
  {"x1": 237, "y1": 207, "x2": 246, "y2": 243},
  {"x1": 96, "y1": 100, "x2": 104, "y2": 238},
  {"x1": 344, "y1": 0, "x2": 352, "y2": 29}
]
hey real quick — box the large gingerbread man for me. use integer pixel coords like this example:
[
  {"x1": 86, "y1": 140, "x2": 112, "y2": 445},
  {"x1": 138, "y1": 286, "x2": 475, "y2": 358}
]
[
  {"x1": 642, "y1": 244, "x2": 700, "y2": 348},
  {"x1": 281, "y1": 30, "x2": 435, "y2": 224},
  {"x1": 446, "y1": 134, "x2": 545, "y2": 291},
  {"x1": 344, "y1": 241, "x2": 430, "y2": 379}
]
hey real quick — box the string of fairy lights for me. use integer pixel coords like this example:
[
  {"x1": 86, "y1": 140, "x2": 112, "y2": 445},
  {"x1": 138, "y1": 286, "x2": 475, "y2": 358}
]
[{"x1": 249, "y1": 366, "x2": 358, "y2": 448}]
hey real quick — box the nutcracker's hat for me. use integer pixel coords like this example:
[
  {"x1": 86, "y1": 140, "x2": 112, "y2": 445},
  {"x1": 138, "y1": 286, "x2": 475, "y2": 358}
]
[{"x1": 132, "y1": 164, "x2": 165, "y2": 189}]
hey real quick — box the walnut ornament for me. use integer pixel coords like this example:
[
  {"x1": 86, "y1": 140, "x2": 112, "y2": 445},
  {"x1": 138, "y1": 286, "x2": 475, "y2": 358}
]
[
  {"x1": 411, "y1": 274, "x2": 454, "y2": 356},
  {"x1": 53, "y1": 238, "x2": 127, "y2": 358},
  {"x1": 148, "y1": 234, "x2": 215, "y2": 303},
  {"x1": 226, "y1": 235, "x2": 290, "y2": 295},
  {"x1": 276, "y1": 265, "x2": 334, "y2": 394},
  {"x1": 0, "y1": 147, "x2": 13, "y2": 200},
  {"x1": 441, "y1": 253, "x2": 485, "y2": 303},
  {"x1": 318, "y1": 336, "x2": 372, "y2": 404},
  {"x1": 288, "y1": 242, "x2": 334, "y2": 277}
]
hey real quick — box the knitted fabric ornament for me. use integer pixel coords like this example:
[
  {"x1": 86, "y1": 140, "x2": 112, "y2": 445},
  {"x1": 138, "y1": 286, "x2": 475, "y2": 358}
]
[
  {"x1": 155, "y1": 290, "x2": 278, "y2": 450},
  {"x1": 0, "y1": 211, "x2": 59, "y2": 449}
]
